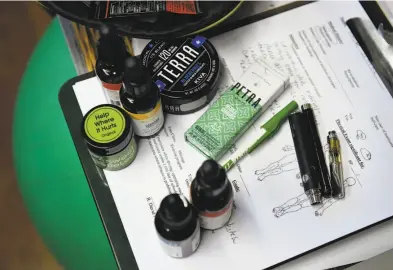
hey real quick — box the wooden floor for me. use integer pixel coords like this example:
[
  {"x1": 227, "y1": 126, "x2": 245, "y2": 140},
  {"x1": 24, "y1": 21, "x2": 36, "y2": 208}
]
[{"x1": 0, "y1": 2, "x2": 62, "y2": 269}]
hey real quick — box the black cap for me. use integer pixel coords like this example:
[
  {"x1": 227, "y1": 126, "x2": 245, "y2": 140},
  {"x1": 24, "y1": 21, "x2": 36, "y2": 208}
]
[
  {"x1": 157, "y1": 194, "x2": 192, "y2": 230},
  {"x1": 154, "y1": 194, "x2": 198, "y2": 241},
  {"x1": 123, "y1": 57, "x2": 149, "y2": 85},
  {"x1": 120, "y1": 57, "x2": 160, "y2": 114},
  {"x1": 190, "y1": 159, "x2": 233, "y2": 212},
  {"x1": 97, "y1": 32, "x2": 127, "y2": 64},
  {"x1": 197, "y1": 159, "x2": 227, "y2": 189}
]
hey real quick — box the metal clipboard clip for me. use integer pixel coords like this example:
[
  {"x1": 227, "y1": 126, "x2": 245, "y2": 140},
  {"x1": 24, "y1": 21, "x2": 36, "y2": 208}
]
[
  {"x1": 378, "y1": 23, "x2": 393, "y2": 46},
  {"x1": 347, "y1": 18, "x2": 393, "y2": 94}
]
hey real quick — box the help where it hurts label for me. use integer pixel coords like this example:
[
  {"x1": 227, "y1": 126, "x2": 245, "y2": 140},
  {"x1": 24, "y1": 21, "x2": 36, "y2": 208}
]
[{"x1": 84, "y1": 106, "x2": 126, "y2": 143}]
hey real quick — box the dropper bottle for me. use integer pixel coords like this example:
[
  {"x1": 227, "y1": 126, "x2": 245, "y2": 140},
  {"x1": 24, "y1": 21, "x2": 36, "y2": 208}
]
[
  {"x1": 120, "y1": 57, "x2": 164, "y2": 137},
  {"x1": 190, "y1": 159, "x2": 234, "y2": 230},
  {"x1": 155, "y1": 194, "x2": 200, "y2": 258},
  {"x1": 95, "y1": 31, "x2": 127, "y2": 106}
]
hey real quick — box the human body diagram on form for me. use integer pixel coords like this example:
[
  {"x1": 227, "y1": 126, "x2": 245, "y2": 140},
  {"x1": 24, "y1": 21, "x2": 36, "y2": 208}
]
[
  {"x1": 254, "y1": 144, "x2": 362, "y2": 218},
  {"x1": 272, "y1": 176, "x2": 357, "y2": 218},
  {"x1": 254, "y1": 145, "x2": 299, "y2": 182}
]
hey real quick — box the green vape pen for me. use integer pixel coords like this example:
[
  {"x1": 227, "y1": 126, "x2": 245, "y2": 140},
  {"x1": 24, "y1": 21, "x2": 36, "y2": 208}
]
[{"x1": 222, "y1": 101, "x2": 298, "y2": 172}]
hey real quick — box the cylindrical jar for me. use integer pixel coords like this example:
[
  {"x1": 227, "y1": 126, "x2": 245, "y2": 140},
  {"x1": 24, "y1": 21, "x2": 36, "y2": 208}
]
[{"x1": 82, "y1": 104, "x2": 137, "y2": 171}]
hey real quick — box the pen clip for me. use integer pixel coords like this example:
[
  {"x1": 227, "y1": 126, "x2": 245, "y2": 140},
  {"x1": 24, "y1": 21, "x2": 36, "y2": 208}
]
[{"x1": 378, "y1": 23, "x2": 393, "y2": 46}]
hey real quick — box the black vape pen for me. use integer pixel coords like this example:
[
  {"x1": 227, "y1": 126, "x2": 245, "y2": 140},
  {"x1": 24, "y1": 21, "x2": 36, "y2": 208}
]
[
  {"x1": 288, "y1": 112, "x2": 322, "y2": 205},
  {"x1": 301, "y1": 104, "x2": 332, "y2": 198}
]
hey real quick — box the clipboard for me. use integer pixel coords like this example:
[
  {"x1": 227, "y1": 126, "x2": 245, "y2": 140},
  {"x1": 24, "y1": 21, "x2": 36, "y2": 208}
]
[{"x1": 59, "y1": 2, "x2": 393, "y2": 269}]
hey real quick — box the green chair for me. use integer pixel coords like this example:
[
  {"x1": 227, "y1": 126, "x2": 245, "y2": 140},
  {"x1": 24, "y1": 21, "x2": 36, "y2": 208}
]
[{"x1": 13, "y1": 18, "x2": 116, "y2": 270}]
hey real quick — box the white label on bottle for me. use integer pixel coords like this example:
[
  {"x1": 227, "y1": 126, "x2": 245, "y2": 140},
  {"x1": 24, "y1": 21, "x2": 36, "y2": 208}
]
[
  {"x1": 101, "y1": 82, "x2": 122, "y2": 107},
  {"x1": 159, "y1": 239, "x2": 183, "y2": 258},
  {"x1": 199, "y1": 199, "x2": 233, "y2": 230},
  {"x1": 158, "y1": 221, "x2": 200, "y2": 258},
  {"x1": 105, "y1": 90, "x2": 121, "y2": 107},
  {"x1": 191, "y1": 226, "x2": 201, "y2": 252},
  {"x1": 129, "y1": 101, "x2": 164, "y2": 137}
]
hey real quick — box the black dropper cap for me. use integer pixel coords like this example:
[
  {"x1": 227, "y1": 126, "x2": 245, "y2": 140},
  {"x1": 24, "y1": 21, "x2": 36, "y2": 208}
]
[
  {"x1": 155, "y1": 194, "x2": 198, "y2": 241},
  {"x1": 190, "y1": 160, "x2": 233, "y2": 212},
  {"x1": 123, "y1": 57, "x2": 149, "y2": 85},
  {"x1": 197, "y1": 159, "x2": 227, "y2": 188},
  {"x1": 120, "y1": 57, "x2": 160, "y2": 113},
  {"x1": 97, "y1": 30, "x2": 127, "y2": 65}
]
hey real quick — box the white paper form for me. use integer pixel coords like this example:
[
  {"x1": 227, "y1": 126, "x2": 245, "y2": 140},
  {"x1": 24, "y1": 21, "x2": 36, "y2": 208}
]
[
  {"x1": 73, "y1": 2, "x2": 393, "y2": 269},
  {"x1": 211, "y1": 0, "x2": 393, "y2": 267}
]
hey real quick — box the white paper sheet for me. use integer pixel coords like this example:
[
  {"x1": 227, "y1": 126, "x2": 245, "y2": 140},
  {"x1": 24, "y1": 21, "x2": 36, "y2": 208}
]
[{"x1": 73, "y1": 2, "x2": 393, "y2": 269}]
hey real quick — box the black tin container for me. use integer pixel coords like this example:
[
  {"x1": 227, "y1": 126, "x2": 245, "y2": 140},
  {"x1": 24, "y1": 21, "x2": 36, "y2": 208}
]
[{"x1": 140, "y1": 36, "x2": 220, "y2": 114}]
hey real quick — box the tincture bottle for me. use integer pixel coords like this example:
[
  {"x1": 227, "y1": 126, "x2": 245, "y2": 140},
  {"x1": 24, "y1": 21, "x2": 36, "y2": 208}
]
[
  {"x1": 190, "y1": 159, "x2": 234, "y2": 230},
  {"x1": 120, "y1": 57, "x2": 164, "y2": 137},
  {"x1": 95, "y1": 32, "x2": 127, "y2": 106},
  {"x1": 155, "y1": 194, "x2": 200, "y2": 258}
]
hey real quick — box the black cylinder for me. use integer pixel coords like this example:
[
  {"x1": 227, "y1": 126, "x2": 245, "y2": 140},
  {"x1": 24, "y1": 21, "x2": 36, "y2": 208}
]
[
  {"x1": 301, "y1": 104, "x2": 332, "y2": 198},
  {"x1": 288, "y1": 112, "x2": 322, "y2": 205}
]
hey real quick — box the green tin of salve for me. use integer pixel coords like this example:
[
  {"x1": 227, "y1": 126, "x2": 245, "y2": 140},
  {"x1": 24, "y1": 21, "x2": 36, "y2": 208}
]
[{"x1": 82, "y1": 104, "x2": 137, "y2": 171}]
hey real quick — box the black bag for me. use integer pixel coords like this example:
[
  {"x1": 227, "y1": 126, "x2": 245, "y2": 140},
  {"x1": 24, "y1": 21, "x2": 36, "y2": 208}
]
[{"x1": 40, "y1": 1, "x2": 242, "y2": 39}]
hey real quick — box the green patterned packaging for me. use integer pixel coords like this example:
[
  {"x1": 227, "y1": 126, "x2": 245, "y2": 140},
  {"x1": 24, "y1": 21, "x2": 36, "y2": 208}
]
[{"x1": 185, "y1": 59, "x2": 289, "y2": 160}]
